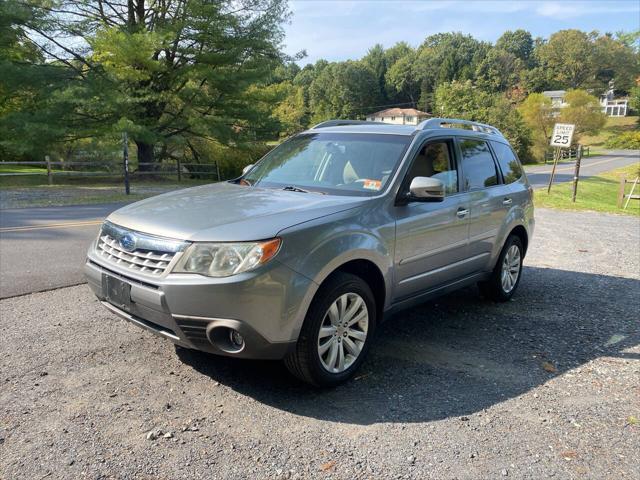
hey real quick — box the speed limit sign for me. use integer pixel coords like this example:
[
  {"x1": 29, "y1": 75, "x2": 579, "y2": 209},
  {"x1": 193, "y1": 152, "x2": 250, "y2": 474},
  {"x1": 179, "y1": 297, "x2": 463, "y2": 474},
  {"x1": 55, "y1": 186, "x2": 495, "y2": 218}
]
[{"x1": 550, "y1": 123, "x2": 575, "y2": 147}]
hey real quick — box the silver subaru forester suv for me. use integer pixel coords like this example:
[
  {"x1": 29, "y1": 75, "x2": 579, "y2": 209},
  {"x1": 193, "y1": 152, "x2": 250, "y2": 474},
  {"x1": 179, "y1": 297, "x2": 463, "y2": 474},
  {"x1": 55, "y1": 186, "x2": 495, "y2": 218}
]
[{"x1": 85, "y1": 118, "x2": 534, "y2": 386}]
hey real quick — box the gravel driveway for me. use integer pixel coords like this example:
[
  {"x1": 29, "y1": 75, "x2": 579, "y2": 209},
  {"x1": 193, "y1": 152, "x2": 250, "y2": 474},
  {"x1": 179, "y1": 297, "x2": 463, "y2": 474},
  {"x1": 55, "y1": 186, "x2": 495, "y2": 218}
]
[{"x1": 1, "y1": 208, "x2": 639, "y2": 479}]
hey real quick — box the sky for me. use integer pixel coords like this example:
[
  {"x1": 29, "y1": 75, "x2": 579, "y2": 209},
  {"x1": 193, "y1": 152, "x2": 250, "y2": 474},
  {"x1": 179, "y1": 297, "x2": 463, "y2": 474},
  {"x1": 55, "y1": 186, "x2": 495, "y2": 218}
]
[{"x1": 283, "y1": 0, "x2": 640, "y2": 65}]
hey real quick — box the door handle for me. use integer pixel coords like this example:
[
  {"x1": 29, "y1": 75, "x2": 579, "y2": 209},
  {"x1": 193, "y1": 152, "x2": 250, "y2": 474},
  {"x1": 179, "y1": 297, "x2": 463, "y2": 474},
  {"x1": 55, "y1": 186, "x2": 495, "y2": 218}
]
[
  {"x1": 502, "y1": 197, "x2": 513, "y2": 205},
  {"x1": 456, "y1": 208, "x2": 469, "y2": 218}
]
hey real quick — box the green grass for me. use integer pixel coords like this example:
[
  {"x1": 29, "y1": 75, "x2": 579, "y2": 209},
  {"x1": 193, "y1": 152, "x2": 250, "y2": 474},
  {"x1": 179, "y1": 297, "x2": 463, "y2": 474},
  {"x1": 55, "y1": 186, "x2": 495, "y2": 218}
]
[
  {"x1": 0, "y1": 171, "x2": 213, "y2": 188},
  {"x1": 581, "y1": 116, "x2": 639, "y2": 150},
  {"x1": 0, "y1": 164, "x2": 50, "y2": 174},
  {"x1": 535, "y1": 163, "x2": 640, "y2": 216}
]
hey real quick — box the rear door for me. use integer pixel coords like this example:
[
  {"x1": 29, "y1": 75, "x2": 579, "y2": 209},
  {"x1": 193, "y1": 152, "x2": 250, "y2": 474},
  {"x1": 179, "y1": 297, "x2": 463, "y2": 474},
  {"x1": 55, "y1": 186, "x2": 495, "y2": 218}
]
[
  {"x1": 393, "y1": 137, "x2": 472, "y2": 300},
  {"x1": 457, "y1": 137, "x2": 509, "y2": 272}
]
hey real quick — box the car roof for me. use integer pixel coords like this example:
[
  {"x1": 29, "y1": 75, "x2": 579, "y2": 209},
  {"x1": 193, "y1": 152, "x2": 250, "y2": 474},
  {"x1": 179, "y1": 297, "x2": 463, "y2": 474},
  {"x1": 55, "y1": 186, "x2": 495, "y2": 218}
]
[
  {"x1": 301, "y1": 118, "x2": 507, "y2": 142},
  {"x1": 301, "y1": 124, "x2": 418, "y2": 136}
]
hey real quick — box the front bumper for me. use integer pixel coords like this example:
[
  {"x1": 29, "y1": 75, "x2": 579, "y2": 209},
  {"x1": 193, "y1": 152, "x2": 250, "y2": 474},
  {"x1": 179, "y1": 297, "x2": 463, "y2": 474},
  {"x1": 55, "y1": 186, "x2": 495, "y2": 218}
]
[{"x1": 84, "y1": 247, "x2": 317, "y2": 359}]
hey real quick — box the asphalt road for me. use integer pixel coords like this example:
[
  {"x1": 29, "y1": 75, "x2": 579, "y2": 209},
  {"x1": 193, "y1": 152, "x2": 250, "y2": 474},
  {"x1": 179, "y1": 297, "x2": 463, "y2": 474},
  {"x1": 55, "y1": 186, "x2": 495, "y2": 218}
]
[
  {"x1": 524, "y1": 149, "x2": 639, "y2": 188},
  {"x1": 0, "y1": 203, "x2": 125, "y2": 298}
]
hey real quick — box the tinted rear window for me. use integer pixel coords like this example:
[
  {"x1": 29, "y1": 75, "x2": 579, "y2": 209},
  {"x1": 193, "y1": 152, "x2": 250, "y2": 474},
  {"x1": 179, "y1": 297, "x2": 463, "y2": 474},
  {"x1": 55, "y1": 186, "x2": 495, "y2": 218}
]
[
  {"x1": 491, "y1": 141, "x2": 523, "y2": 184},
  {"x1": 458, "y1": 139, "x2": 498, "y2": 190}
]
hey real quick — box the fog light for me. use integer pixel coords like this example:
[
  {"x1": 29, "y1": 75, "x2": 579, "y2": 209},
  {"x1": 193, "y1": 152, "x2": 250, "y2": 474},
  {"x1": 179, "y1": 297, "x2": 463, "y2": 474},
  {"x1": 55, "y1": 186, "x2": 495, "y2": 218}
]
[{"x1": 229, "y1": 330, "x2": 245, "y2": 349}]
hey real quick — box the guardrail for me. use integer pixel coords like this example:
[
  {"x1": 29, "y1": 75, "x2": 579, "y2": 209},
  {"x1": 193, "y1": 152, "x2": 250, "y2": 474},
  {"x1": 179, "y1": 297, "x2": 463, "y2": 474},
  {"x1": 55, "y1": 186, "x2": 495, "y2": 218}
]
[{"x1": 0, "y1": 156, "x2": 222, "y2": 188}]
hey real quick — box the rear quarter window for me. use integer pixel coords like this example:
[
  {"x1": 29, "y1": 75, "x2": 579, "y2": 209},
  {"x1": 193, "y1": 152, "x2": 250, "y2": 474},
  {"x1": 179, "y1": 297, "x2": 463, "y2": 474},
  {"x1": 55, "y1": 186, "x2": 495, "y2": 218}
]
[{"x1": 491, "y1": 141, "x2": 523, "y2": 184}]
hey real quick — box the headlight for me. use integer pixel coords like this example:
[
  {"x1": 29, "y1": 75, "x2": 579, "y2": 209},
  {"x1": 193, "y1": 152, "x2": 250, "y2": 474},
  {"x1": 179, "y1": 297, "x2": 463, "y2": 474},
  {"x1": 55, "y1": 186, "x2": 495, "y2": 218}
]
[{"x1": 172, "y1": 238, "x2": 281, "y2": 277}]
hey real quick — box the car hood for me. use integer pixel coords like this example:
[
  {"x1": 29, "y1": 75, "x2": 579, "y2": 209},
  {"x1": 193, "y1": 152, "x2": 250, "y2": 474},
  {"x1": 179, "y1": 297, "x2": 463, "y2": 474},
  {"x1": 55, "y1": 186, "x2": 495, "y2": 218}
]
[{"x1": 106, "y1": 182, "x2": 367, "y2": 242}]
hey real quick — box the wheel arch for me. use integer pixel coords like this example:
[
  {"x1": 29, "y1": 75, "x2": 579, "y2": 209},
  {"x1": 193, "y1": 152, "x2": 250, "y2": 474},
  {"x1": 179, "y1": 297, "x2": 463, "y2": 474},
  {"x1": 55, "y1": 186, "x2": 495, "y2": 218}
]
[
  {"x1": 324, "y1": 259, "x2": 386, "y2": 322},
  {"x1": 509, "y1": 224, "x2": 529, "y2": 256}
]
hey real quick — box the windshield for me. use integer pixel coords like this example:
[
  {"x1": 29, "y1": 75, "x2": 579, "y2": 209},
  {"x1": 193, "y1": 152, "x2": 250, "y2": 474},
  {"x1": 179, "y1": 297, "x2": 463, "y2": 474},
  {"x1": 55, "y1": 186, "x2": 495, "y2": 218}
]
[{"x1": 242, "y1": 133, "x2": 411, "y2": 196}]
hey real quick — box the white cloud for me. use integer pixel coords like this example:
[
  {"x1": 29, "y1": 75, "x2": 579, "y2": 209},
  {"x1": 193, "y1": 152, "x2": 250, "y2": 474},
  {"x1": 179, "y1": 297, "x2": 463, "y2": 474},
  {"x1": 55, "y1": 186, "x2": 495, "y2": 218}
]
[{"x1": 535, "y1": 1, "x2": 640, "y2": 18}]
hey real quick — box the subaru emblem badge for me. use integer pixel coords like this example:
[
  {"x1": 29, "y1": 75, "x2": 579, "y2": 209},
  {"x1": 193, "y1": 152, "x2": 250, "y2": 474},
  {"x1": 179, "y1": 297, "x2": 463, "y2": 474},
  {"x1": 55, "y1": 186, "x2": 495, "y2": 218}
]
[{"x1": 119, "y1": 233, "x2": 136, "y2": 251}]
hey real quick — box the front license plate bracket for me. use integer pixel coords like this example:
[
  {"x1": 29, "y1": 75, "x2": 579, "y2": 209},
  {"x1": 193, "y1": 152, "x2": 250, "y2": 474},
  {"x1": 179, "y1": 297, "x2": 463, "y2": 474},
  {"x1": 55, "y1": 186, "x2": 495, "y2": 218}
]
[{"x1": 102, "y1": 274, "x2": 132, "y2": 310}]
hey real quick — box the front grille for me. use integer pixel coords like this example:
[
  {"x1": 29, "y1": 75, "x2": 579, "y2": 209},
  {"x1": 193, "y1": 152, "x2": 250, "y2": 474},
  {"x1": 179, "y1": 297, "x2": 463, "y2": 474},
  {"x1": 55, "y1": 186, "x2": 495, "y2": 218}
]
[{"x1": 97, "y1": 233, "x2": 176, "y2": 276}]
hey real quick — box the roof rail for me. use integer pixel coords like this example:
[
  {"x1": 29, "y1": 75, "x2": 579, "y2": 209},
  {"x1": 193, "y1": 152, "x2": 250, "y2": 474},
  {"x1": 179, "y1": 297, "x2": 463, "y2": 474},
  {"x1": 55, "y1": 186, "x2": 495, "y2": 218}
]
[
  {"x1": 417, "y1": 118, "x2": 504, "y2": 136},
  {"x1": 312, "y1": 119, "x2": 385, "y2": 129}
]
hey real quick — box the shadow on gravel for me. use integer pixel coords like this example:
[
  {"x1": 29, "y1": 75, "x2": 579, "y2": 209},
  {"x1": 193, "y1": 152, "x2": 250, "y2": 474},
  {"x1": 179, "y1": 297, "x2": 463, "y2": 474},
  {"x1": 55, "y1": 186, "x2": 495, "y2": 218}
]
[{"x1": 176, "y1": 266, "x2": 640, "y2": 425}]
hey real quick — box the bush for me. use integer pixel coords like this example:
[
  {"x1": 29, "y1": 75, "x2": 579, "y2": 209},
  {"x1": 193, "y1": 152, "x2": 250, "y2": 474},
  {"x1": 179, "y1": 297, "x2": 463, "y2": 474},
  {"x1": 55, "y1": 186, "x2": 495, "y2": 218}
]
[
  {"x1": 187, "y1": 140, "x2": 272, "y2": 180},
  {"x1": 604, "y1": 131, "x2": 640, "y2": 149}
]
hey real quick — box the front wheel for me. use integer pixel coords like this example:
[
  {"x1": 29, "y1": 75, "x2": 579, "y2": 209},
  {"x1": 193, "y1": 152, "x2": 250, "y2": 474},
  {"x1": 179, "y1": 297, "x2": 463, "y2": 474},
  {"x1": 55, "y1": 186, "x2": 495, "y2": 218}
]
[
  {"x1": 478, "y1": 235, "x2": 524, "y2": 302},
  {"x1": 284, "y1": 273, "x2": 376, "y2": 387}
]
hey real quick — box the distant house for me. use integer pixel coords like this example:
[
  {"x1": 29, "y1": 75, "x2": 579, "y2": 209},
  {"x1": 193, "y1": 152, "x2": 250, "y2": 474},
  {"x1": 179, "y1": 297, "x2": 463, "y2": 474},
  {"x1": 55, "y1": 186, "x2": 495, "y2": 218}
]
[
  {"x1": 542, "y1": 90, "x2": 568, "y2": 109},
  {"x1": 542, "y1": 87, "x2": 628, "y2": 117},
  {"x1": 366, "y1": 108, "x2": 430, "y2": 125},
  {"x1": 599, "y1": 83, "x2": 628, "y2": 117}
]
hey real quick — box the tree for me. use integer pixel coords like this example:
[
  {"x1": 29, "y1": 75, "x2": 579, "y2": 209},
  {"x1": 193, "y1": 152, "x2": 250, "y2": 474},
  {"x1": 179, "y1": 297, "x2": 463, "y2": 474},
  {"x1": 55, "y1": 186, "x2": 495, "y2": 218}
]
[
  {"x1": 629, "y1": 86, "x2": 640, "y2": 116},
  {"x1": 496, "y1": 30, "x2": 534, "y2": 66},
  {"x1": 560, "y1": 90, "x2": 607, "y2": 139},
  {"x1": 385, "y1": 50, "x2": 420, "y2": 105},
  {"x1": 414, "y1": 33, "x2": 490, "y2": 110},
  {"x1": 535, "y1": 30, "x2": 596, "y2": 89},
  {"x1": 308, "y1": 61, "x2": 381, "y2": 123},
  {"x1": 0, "y1": 1, "x2": 76, "y2": 160},
  {"x1": 518, "y1": 93, "x2": 555, "y2": 160},
  {"x1": 592, "y1": 34, "x2": 639, "y2": 94},
  {"x1": 434, "y1": 80, "x2": 532, "y2": 161},
  {"x1": 9, "y1": 0, "x2": 290, "y2": 168},
  {"x1": 475, "y1": 48, "x2": 524, "y2": 93},
  {"x1": 362, "y1": 44, "x2": 388, "y2": 101},
  {"x1": 615, "y1": 30, "x2": 640, "y2": 53}
]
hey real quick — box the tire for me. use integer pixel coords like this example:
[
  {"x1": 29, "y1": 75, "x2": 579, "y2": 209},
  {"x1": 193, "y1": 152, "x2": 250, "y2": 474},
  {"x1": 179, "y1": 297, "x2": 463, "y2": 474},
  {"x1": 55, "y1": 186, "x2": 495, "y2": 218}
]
[
  {"x1": 478, "y1": 235, "x2": 524, "y2": 302},
  {"x1": 284, "y1": 272, "x2": 376, "y2": 387}
]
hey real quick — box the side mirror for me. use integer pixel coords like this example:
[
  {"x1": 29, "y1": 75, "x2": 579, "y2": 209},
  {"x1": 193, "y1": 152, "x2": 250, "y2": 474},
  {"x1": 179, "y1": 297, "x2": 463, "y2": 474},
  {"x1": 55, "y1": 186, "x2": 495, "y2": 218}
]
[
  {"x1": 242, "y1": 164, "x2": 254, "y2": 176},
  {"x1": 408, "y1": 176, "x2": 445, "y2": 202}
]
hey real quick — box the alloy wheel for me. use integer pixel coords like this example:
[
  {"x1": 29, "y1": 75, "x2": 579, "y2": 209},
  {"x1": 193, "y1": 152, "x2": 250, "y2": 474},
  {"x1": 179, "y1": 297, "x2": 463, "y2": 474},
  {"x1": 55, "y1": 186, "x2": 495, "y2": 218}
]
[
  {"x1": 317, "y1": 292, "x2": 369, "y2": 373},
  {"x1": 501, "y1": 244, "x2": 521, "y2": 293}
]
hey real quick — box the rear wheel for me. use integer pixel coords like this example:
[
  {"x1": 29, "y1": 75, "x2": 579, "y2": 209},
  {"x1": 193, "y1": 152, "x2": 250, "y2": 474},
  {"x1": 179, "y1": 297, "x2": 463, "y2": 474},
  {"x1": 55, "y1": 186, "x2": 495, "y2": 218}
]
[
  {"x1": 479, "y1": 235, "x2": 524, "y2": 302},
  {"x1": 284, "y1": 273, "x2": 376, "y2": 387}
]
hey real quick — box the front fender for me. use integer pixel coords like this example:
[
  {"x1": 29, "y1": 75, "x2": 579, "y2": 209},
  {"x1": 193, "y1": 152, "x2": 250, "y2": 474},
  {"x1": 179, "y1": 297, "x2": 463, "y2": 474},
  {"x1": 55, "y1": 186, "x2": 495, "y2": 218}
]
[{"x1": 276, "y1": 205, "x2": 395, "y2": 324}]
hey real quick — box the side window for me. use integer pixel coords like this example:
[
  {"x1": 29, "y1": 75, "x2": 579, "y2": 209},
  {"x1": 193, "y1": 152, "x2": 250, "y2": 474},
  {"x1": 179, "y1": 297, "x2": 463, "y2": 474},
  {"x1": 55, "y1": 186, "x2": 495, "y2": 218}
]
[
  {"x1": 406, "y1": 140, "x2": 458, "y2": 194},
  {"x1": 458, "y1": 138, "x2": 498, "y2": 190},
  {"x1": 491, "y1": 141, "x2": 523, "y2": 184}
]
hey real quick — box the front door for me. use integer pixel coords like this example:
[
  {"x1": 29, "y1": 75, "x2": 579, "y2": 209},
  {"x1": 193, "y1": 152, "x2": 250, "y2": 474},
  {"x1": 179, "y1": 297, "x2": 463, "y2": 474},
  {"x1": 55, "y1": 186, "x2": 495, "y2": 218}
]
[{"x1": 393, "y1": 138, "x2": 472, "y2": 300}]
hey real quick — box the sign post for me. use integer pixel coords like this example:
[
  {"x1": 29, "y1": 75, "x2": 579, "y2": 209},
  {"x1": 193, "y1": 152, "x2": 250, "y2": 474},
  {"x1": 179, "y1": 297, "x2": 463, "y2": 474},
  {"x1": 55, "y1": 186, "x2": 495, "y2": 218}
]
[
  {"x1": 547, "y1": 123, "x2": 575, "y2": 193},
  {"x1": 571, "y1": 144, "x2": 583, "y2": 202}
]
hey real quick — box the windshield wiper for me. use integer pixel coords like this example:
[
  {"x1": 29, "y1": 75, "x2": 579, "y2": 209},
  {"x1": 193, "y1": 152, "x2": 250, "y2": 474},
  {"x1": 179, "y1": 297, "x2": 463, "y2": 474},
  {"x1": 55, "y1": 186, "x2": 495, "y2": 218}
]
[{"x1": 282, "y1": 185, "x2": 313, "y2": 193}]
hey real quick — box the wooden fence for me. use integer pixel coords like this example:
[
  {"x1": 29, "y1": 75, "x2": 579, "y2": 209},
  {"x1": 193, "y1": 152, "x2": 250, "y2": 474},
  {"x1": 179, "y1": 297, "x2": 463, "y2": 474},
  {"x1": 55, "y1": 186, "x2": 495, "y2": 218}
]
[
  {"x1": 0, "y1": 156, "x2": 222, "y2": 186},
  {"x1": 617, "y1": 174, "x2": 640, "y2": 210},
  {"x1": 544, "y1": 146, "x2": 590, "y2": 163}
]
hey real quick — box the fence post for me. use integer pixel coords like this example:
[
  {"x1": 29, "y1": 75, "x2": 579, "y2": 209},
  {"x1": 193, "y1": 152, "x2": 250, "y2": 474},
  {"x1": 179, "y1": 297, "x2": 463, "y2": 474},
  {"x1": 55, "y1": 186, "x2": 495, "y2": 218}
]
[
  {"x1": 215, "y1": 160, "x2": 221, "y2": 182},
  {"x1": 45, "y1": 155, "x2": 52, "y2": 185},
  {"x1": 176, "y1": 158, "x2": 182, "y2": 182},
  {"x1": 617, "y1": 175, "x2": 626, "y2": 208},
  {"x1": 122, "y1": 132, "x2": 130, "y2": 195}
]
